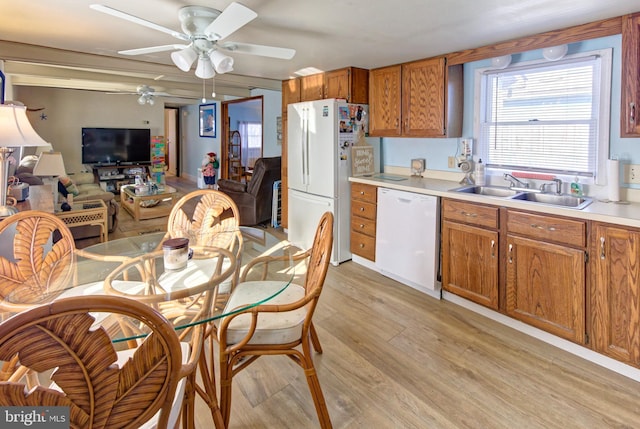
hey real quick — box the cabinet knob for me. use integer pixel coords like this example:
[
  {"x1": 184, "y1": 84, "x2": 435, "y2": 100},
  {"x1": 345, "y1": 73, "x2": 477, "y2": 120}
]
[
  {"x1": 600, "y1": 236, "x2": 606, "y2": 259},
  {"x1": 631, "y1": 102, "x2": 636, "y2": 125},
  {"x1": 360, "y1": 191, "x2": 365, "y2": 195},
  {"x1": 359, "y1": 243, "x2": 365, "y2": 248},
  {"x1": 359, "y1": 224, "x2": 365, "y2": 228},
  {"x1": 360, "y1": 207, "x2": 365, "y2": 211}
]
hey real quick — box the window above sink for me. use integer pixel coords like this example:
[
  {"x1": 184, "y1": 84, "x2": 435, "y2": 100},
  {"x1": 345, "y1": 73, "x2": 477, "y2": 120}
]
[{"x1": 474, "y1": 47, "x2": 613, "y2": 186}]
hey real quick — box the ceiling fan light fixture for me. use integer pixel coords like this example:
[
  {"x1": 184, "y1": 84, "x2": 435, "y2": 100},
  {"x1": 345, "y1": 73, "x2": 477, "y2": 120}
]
[
  {"x1": 171, "y1": 47, "x2": 198, "y2": 72},
  {"x1": 195, "y1": 55, "x2": 215, "y2": 79},
  {"x1": 210, "y1": 50, "x2": 234, "y2": 74},
  {"x1": 137, "y1": 95, "x2": 147, "y2": 105}
]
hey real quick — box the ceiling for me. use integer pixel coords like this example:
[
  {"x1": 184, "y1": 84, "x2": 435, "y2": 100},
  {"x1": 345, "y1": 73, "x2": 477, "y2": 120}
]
[{"x1": 1, "y1": 0, "x2": 639, "y2": 101}]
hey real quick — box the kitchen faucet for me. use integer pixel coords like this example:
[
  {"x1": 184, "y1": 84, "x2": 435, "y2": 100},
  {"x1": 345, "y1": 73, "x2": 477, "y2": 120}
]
[
  {"x1": 503, "y1": 173, "x2": 529, "y2": 189},
  {"x1": 540, "y1": 178, "x2": 563, "y2": 194}
]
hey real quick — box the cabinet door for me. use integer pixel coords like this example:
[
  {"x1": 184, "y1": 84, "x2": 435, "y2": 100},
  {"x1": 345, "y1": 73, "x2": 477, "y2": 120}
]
[
  {"x1": 324, "y1": 69, "x2": 350, "y2": 101},
  {"x1": 369, "y1": 65, "x2": 402, "y2": 136},
  {"x1": 506, "y1": 235, "x2": 585, "y2": 343},
  {"x1": 300, "y1": 74, "x2": 324, "y2": 101},
  {"x1": 621, "y1": 13, "x2": 640, "y2": 137},
  {"x1": 591, "y1": 223, "x2": 640, "y2": 366},
  {"x1": 442, "y1": 220, "x2": 499, "y2": 310},
  {"x1": 402, "y1": 57, "x2": 446, "y2": 137},
  {"x1": 282, "y1": 79, "x2": 301, "y2": 112}
]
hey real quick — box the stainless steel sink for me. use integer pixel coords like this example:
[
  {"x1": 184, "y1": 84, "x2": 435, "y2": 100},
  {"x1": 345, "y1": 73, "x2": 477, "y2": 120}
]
[
  {"x1": 512, "y1": 192, "x2": 593, "y2": 209},
  {"x1": 450, "y1": 185, "x2": 523, "y2": 197}
]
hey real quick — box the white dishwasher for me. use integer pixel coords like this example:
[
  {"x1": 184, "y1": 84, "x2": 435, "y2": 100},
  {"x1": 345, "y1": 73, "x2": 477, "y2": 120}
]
[{"x1": 375, "y1": 188, "x2": 440, "y2": 299}]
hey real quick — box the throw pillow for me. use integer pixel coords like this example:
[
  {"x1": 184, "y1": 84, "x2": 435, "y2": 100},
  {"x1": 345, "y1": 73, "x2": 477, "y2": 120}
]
[{"x1": 59, "y1": 176, "x2": 80, "y2": 196}]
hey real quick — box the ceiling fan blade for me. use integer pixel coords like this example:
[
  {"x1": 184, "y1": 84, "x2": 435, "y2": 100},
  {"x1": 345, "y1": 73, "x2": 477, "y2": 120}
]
[
  {"x1": 204, "y1": 2, "x2": 257, "y2": 41},
  {"x1": 118, "y1": 44, "x2": 188, "y2": 56},
  {"x1": 90, "y1": 4, "x2": 190, "y2": 41},
  {"x1": 220, "y1": 42, "x2": 295, "y2": 59}
]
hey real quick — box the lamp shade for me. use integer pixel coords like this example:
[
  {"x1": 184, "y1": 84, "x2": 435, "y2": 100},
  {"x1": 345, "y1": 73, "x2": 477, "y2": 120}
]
[
  {"x1": 210, "y1": 50, "x2": 234, "y2": 74},
  {"x1": 0, "y1": 103, "x2": 49, "y2": 148},
  {"x1": 171, "y1": 47, "x2": 198, "y2": 72},
  {"x1": 195, "y1": 56, "x2": 215, "y2": 79},
  {"x1": 33, "y1": 151, "x2": 66, "y2": 177}
]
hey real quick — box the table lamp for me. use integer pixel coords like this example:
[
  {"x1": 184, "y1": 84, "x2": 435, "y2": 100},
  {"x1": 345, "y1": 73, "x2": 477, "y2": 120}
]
[
  {"x1": 33, "y1": 151, "x2": 67, "y2": 207},
  {"x1": 0, "y1": 102, "x2": 49, "y2": 216}
]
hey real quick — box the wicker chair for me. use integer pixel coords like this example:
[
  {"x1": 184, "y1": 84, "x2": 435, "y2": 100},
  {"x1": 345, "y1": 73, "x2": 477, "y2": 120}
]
[
  {"x1": 216, "y1": 211, "x2": 334, "y2": 428},
  {"x1": 0, "y1": 210, "x2": 126, "y2": 315},
  {"x1": 164, "y1": 189, "x2": 243, "y2": 426},
  {"x1": 165, "y1": 189, "x2": 242, "y2": 250},
  {"x1": 0, "y1": 295, "x2": 186, "y2": 429}
]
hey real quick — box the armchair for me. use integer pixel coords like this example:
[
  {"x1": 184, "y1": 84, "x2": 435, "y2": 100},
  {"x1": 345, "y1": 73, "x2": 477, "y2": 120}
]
[{"x1": 217, "y1": 156, "x2": 281, "y2": 226}]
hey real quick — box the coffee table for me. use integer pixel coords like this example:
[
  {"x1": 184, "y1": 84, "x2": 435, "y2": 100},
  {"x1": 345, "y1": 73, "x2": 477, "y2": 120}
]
[
  {"x1": 55, "y1": 199, "x2": 109, "y2": 242},
  {"x1": 120, "y1": 184, "x2": 178, "y2": 221}
]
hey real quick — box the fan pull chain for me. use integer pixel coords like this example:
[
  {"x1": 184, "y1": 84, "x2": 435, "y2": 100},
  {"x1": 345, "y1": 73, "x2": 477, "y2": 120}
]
[
  {"x1": 201, "y1": 78, "x2": 206, "y2": 103},
  {"x1": 211, "y1": 77, "x2": 216, "y2": 98}
]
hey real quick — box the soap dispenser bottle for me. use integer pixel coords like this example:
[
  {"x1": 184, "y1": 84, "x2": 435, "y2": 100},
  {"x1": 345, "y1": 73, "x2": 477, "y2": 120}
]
[
  {"x1": 570, "y1": 176, "x2": 583, "y2": 196},
  {"x1": 474, "y1": 159, "x2": 486, "y2": 186}
]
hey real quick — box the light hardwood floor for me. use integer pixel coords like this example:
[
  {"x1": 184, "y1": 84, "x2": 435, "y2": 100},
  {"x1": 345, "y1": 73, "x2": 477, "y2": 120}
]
[{"x1": 89, "y1": 177, "x2": 640, "y2": 428}]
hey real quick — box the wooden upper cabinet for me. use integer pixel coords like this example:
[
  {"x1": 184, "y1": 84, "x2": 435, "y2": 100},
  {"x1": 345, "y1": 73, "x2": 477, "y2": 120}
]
[
  {"x1": 300, "y1": 74, "x2": 324, "y2": 101},
  {"x1": 323, "y1": 67, "x2": 369, "y2": 104},
  {"x1": 282, "y1": 78, "x2": 301, "y2": 113},
  {"x1": 402, "y1": 57, "x2": 446, "y2": 136},
  {"x1": 621, "y1": 13, "x2": 640, "y2": 137},
  {"x1": 369, "y1": 57, "x2": 462, "y2": 138},
  {"x1": 369, "y1": 65, "x2": 402, "y2": 136}
]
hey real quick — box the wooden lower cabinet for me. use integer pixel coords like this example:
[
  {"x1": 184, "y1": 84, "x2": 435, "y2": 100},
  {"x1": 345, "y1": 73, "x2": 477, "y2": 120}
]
[
  {"x1": 350, "y1": 183, "x2": 377, "y2": 261},
  {"x1": 505, "y1": 235, "x2": 586, "y2": 343},
  {"x1": 442, "y1": 220, "x2": 499, "y2": 309},
  {"x1": 441, "y1": 199, "x2": 499, "y2": 310},
  {"x1": 591, "y1": 222, "x2": 640, "y2": 366},
  {"x1": 505, "y1": 211, "x2": 587, "y2": 344}
]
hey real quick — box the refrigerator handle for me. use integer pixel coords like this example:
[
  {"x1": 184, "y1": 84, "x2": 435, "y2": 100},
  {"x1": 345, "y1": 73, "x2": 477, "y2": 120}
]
[
  {"x1": 301, "y1": 107, "x2": 307, "y2": 185},
  {"x1": 303, "y1": 107, "x2": 310, "y2": 185}
]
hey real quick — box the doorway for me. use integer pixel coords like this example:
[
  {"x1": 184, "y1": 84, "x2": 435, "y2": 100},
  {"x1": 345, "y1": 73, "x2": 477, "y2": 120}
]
[
  {"x1": 164, "y1": 107, "x2": 180, "y2": 176},
  {"x1": 221, "y1": 96, "x2": 263, "y2": 180}
]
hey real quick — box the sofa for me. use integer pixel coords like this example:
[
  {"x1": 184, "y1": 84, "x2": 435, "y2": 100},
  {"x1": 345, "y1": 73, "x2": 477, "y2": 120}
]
[
  {"x1": 217, "y1": 156, "x2": 281, "y2": 226},
  {"x1": 15, "y1": 155, "x2": 120, "y2": 240}
]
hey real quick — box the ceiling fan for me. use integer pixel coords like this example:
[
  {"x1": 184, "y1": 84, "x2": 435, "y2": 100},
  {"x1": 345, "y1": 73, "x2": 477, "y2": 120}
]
[
  {"x1": 108, "y1": 84, "x2": 196, "y2": 105},
  {"x1": 90, "y1": 2, "x2": 296, "y2": 79}
]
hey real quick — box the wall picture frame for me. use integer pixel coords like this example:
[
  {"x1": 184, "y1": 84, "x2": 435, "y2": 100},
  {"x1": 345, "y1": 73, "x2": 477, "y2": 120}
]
[{"x1": 199, "y1": 103, "x2": 216, "y2": 138}]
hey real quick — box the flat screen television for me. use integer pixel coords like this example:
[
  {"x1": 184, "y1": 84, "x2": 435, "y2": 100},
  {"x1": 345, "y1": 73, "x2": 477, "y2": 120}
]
[{"x1": 81, "y1": 128, "x2": 151, "y2": 165}]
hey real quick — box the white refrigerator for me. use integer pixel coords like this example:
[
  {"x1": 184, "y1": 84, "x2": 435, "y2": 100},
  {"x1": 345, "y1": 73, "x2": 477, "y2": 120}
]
[{"x1": 287, "y1": 99, "x2": 378, "y2": 265}]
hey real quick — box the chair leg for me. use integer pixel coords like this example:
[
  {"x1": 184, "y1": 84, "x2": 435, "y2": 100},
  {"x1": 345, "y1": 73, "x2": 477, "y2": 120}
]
[
  {"x1": 219, "y1": 354, "x2": 234, "y2": 428},
  {"x1": 302, "y1": 354, "x2": 333, "y2": 429},
  {"x1": 310, "y1": 322, "x2": 323, "y2": 353}
]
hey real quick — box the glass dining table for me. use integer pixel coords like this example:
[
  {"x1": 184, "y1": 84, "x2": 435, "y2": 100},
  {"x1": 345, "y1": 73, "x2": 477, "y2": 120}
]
[{"x1": 0, "y1": 227, "x2": 303, "y2": 429}]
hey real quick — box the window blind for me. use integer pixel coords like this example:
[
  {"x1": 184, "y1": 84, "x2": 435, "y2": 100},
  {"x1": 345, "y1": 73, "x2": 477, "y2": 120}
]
[{"x1": 480, "y1": 56, "x2": 601, "y2": 177}]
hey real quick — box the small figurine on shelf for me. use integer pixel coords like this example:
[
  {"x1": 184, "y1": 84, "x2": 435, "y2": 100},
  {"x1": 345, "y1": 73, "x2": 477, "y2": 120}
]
[{"x1": 202, "y1": 152, "x2": 220, "y2": 189}]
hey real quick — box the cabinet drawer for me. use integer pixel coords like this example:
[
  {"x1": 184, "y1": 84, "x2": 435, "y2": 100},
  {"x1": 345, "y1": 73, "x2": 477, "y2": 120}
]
[
  {"x1": 351, "y1": 183, "x2": 377, "y2": 203},
  {"x1": 351, "y1": 217, "x2": 376, "y2": 237},
  {"x1": 351, "y1": 200, "x2": 376, "y2": 220},
  {"x1": 350, "y1": 230, "x2": 376, "y2": 261},
  {"x1": 442, "y1": 199, "x2": 499, "y2": 229},
  {"x1": 507, "y1": 210, "x2": 586, "y2": 247}
]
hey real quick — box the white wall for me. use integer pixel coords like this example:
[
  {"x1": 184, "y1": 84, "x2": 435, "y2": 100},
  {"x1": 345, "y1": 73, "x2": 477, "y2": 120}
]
[
  {"x1": 13, "y1": 86, "x2": 164, "y2": 174},
  {"x1": 251, "y1": 88, "x2": 282, "y2": 157}
]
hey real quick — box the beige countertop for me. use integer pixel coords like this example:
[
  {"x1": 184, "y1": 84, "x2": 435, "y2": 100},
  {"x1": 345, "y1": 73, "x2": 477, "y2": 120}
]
[{"x1": 350, "y1": 174, "x2": 640, "y2": 229}]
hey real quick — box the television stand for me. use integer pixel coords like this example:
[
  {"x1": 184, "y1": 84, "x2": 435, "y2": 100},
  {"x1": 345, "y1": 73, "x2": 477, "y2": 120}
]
[{"x1": 92, "y1": 164, "x2": 150, "y2": 193}]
